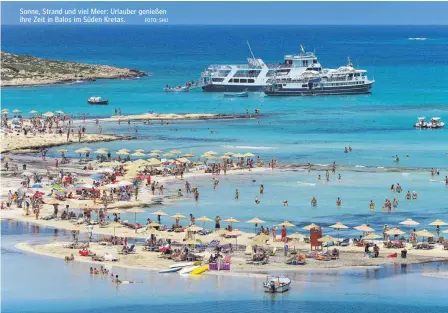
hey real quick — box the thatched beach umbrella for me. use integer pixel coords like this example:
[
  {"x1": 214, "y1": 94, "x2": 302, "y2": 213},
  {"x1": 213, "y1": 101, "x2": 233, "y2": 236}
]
[
  {"x1": 186, "y1": 225, "x2": 203, "y2": 232},
  {"x1": 134, "y1": 149, "x2": 145, "y2": 153},
  {"x1": 42, "y1": 112, "x2": 54, "y2": 117},
  {"x1": 243, "y1": 152, "x2": 255, "y2": 157},
  {"x1": 429, "y1": 219, "x2": 447, "y2": 226},
  {"x1": 247, "y1": 217, "x2": 265, "y2": 234},
  {"x1": 414, "y1": 229, "x2": 434, "y2": 242},
  {"x1": 151, "y1": 209, "x2": 168, "y2": 223},
  {"x1": 400, "y1": 218, "x2": 419, "y2": 226},
  {"x1": 131, "y1": 151, "x2": 146, "y2": 157},
  {"x1": 303, "y1": 223, "x2": 319, "y2": 230},
  {"x1": 385, "y1": 228, "x2": 405, "y2": 237},
  {"x1": 204, "y1": 151, "x2": 218, "y2": 155},
  {"x1": 55, "y1": 110, "x2": 65, "y2": 115},
  {"x1": 151, "y1": 149, "x2": 163, "y2": 153},
  {"x1": 354, "y1": 224, "x2": 374, "y2": 232},
  {"x1": 362, "y1": 232, "x2": 382, "y2": 241},
  {"x1": 196, "y1": 216, "x2": 213, "y2": 229},
  {"x1": 223, "y1": 217, "x2": 240, "y2": 227},
  {"x1": 29, "y1": 110, "x2": 38, "y2": 114},
  {"x1": 289, "y1": 232, "x2": 305, "y2": 240},
  {"x1": 126, "y1": 208, "x2": 145, "y2": 232},
  {"x1": 171, "y1": 213, "x2": 187, "y2": 227},
  {"x1": 147, "y1": 158, "x2": 162, "y2": 166},
  {"x1": 330, "y1": 222, "x2": 349, "y2": 241},
  {"x1": 148, "y1": 152, "x2": 160, "y2": 157},
  {"x1": 148, "y1": 221, "x2": 161, "y2": 228},
  {"x1": 251, "y1": 233, "x2": 270, "y2": 246},
  {"x1": 182, "y1": 153, "x2": 194, "y2": 157},
  {"x1": 225, "y1": 229, "x2": 242, "y2": 250},
  {"x1": 169, "y1": 150, "x2": 181, "y2": 155},
  {"x1": 116, "y1": 150, "x2": 129, "y2": 155},
  {"x1": 318, "y1": 235, "x2": 338, "y2": 245}
]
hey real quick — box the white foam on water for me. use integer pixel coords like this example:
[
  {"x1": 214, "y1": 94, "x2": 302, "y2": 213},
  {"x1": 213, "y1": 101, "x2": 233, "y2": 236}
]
[
  {"x1": 377, "y1": 166, "x2": 385, "y2": 169},
  {"x1": 297, "y1": 181, "x2": 316, "y2": 186},
  {"x1": 221, "y1": 145, "x2": 274, "y2": 150},
  {"x1": 402, "y1": 173, "x2": 410, "y2": 176},
  {"x1": 315, "y1": 164, "x2": 329, "y2": 167},
  {"x1": 408, "y1": 37, "x2": 427, "y2": 40},
  {"x1": 354, "y1": 165, "x2": 365, "y2": 168}
]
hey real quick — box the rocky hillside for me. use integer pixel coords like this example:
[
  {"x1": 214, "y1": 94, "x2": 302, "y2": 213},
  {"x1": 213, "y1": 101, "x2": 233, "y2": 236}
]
[{"x1": 1, "y1": 51, "x2": 147, "y2": 87}]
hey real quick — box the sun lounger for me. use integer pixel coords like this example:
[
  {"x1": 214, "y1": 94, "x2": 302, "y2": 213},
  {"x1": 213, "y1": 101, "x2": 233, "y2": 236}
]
[{"x1": 339, "y1": 238, "x2": 349, "y2": 247}]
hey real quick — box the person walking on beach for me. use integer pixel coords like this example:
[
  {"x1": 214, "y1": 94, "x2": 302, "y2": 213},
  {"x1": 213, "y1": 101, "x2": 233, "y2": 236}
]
[
  {"x1": 185, "y1": 181, "x2": 191, "y2": 193},
  {"x1": 66, "y1": 129, "x2": 70, "y2": 142},
  {"x1": 87, "y1": 224, "x2": 93, "y2": 241},
  {"x1": 215, "y1": 216, "x2": 221, "y2": 231},
  {"x1": 55, "y1": 159, "x2": 59, "y2": 169},
  {"x1": 272, "y1": 225, "x2": 277, "y2": 242},
  {"x1": 235, "y1": 189, "x2": 239, "y2": 200}
]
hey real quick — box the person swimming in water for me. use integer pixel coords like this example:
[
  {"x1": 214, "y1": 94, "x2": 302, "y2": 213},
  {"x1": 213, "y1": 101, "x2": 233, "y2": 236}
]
[
  {"x1": 336, "y1": 197, "x2": 341, "y2": 207},
  {"x1": 311, "y1": 197, "x2": 317, "y2": 207},
  {"x1": 412, "y1": 191, "x2": 418, "y2": 200},
  {"x1": 235, "y1": 189, "x2": 239, "y2": 200},
  {"x1": 283, "y1": 200, "x2": 288, "y2": 206},
  {"x1": 338, "y1": 174, "x2": 341, "y2": 180},
  {"x1": 369, "y1": 200, "x2": 375, "y2": 210},
  {"x1": 318, "y1": 175, "x2": 321, "y2": 180},
  {"x1": 396, "y1": 183, "x2": 402, "y2": 193},
  {"x1": 255, "y1": 196, "x2": 260, "y2": 204},
  {"x1": 390, "y1": 184, "x2": 395, "y2": 192},
  {"x1": 260, "y1": 184, "x2": 264, "y2": 195}
]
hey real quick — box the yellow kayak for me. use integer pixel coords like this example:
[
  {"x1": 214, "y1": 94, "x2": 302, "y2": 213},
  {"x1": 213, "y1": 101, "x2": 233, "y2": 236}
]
[{"x1": 190, "y1": 265, "x2": 209, "y2": 275}]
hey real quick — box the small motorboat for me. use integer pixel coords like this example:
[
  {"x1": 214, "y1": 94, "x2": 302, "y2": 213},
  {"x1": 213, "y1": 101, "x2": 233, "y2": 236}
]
[
  {"x1": 159, "y1": 267, "x2": 182, "y2": 274},
  {"x1": 263, "y1": 276, "x2": 291, "y2": 293},
  {"x1": 414, "y1": 117, "x2": 445, "y2": 129},
  {"x1": 224, "y1": 91, "x2": 249, "y2": 98},
  {"x1": 428, "y1": 117, "x2": 445, "y2": 129},
  {"x1": 88, "y1": 96, "x2": 108, "y2": 105},
  {"x1": 414, "y1": 117, "x2": 428, "y2": 128},
  {"x1": 163, "y1": 86, "x2": 190, "y2": 92}
]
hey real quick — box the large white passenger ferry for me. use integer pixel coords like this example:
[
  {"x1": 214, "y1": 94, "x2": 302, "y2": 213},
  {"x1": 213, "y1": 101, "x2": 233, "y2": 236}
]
[{"x1": 201, "y1": 45, "x2": 374, "y2": 96}]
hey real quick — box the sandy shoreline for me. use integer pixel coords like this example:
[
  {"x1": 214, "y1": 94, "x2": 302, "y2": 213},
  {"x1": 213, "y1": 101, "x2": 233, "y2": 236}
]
[
  {"x1": 99, "y1": 113, "x2": 255, "y2": 122},
  {"x1": 1, "y1": 132, "x2": 134, "y2": 153}
]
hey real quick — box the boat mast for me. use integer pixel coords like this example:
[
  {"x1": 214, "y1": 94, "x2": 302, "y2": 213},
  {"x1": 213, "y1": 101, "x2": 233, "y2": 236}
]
[{"x1": 247, "y1": 41, "x2": 260, "y2": 67}]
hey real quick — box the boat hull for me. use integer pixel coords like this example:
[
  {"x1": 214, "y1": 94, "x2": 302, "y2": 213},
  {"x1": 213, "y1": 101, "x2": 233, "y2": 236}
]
[
  {"x1": 203, "y1": 84, "x2": 264, "y2": 92},
  {"x1": 159, "y1": 267, "x2": 182, "y2": 273},
  {"x1": 88, "y1": 100, "x2": 108, "y2": 105},
  {"x1": 264, "y1": 83, "x2": 373, "y2": 96}
]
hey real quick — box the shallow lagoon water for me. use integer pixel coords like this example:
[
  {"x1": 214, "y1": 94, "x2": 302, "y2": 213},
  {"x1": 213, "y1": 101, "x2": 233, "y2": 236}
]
[{"x1": 2, "y1": 220, "x2": 448, "y2": 313}]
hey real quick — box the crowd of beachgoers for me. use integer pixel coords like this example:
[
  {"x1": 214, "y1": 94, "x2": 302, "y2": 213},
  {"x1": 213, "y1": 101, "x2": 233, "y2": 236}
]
[{"x1": 1, "y1": 110, "x2": 448, "y2": 275}]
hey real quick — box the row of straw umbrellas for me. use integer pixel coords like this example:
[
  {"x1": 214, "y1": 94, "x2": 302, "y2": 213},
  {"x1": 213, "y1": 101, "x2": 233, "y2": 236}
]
[
  {"x1": 68, "y1": 205, "x2": 448, "y2": 243},
  {"x1": 69, "y1": 147, "x2": 256, "y2": 159},
  {"x1": 2, "y1": 109, "x2": 65, "y2": 117}
]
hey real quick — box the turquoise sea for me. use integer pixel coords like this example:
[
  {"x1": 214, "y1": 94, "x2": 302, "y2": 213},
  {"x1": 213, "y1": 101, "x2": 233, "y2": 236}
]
[{"x1": 2, "y1": 25, "x2": 448, "y2": 312}]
